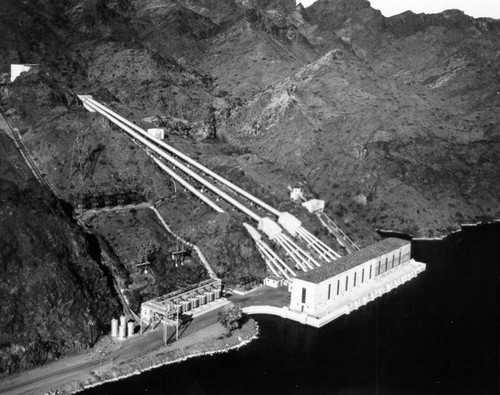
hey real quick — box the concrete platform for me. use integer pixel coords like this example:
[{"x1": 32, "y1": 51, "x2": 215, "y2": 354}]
[{"x1": 189, "y1": 298, "x2": 230, "y2": 318}]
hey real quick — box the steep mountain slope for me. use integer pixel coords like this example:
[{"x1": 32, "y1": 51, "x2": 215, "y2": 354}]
[
  {"x1": 213, "y1": 0, "x2": 500, "y2": 238},
  {"x1": 0, "y1": 0, "x2": 265, "y2": 376},
  {"x1": 196, "y1": 7, "x2": 318, "y2": 98},
  {"x1": 1, "y1": 0, "x2": 499, "y2": 375},
  {"x1": 227, "y1": 53, "x2": 498, "y2": 234},
  {"x1": 303, "y1": 0, "x2": 500, "y2": 233},
  {"x1": 0, "y1": 129, "x2": 120, "y2": 376}
]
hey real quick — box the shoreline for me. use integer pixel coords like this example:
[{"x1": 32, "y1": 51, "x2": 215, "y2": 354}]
[
  {"x1": 77, "y1": 321, "x2": 259, "y2": 394},
  {"x1": 379, "y1": 219, "x2": 500, "y2": 242},
  {"x1": 0, "y1": 319, "x2": 259, "y2": 395}
]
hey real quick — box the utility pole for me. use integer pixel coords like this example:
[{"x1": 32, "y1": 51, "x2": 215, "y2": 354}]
[
  {"x1": 176, "y1": 308, "x2": 179, "y2": 340},
  {"x1": 163, "y1": 318, "x2": 167, "y2": 346}
]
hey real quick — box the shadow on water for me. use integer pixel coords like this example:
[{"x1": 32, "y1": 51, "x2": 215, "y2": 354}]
[{"x1": 85, "y1": 223, "x2": 500, "y2": 395}]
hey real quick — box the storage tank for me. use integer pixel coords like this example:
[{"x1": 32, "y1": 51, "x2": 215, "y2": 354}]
[
  {"x1": 111, "y1": 318, "x2": 119, "y2": 337},
  {"x1": 127, "y1": 321, "x2": 135, "y2": 337},
  {"x1": 181, "y1": 300, "x2": 191, "y2": 312},
  {"x1": 206, "y1": 291, "x2": 214, "y2": 303},
  {"x1": 119, "y1": 315, "x2": 127, "y2": 327},
  {"x1": 119, "y1": 325, "x2": 127, "y2": 339},
  {"x1": 189, "y1": 297, "x2": 199, "y2": 309},
  {"x1": 172, "y1": 303, "x2": 181, "y2": 314},
  {"x1": 198, "y1": 294, "x2": 207, "y2": 305},
  {"x1": 214, "y1": 289, "x2": 221, "y2": 299}
]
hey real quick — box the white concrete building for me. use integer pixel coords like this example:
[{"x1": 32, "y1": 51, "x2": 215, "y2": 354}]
[
  {"x1": 289, "y1": 238, "x2": 417, "y2": 316},
  {"x1": 264, "y1": 276, "x2": 284, "y2": 288},
  {"x1": 10, "y1": 64, "x2": 38, "y2": 82},
  {"x1": 289, "y1": 187, "x2": 304, "y2": 202},
  {"x1": 302, "y1": 199, "x2": 325, "y2": 214},
  {"x1": 147, "y1": 128, "x2": 165, "y2": 139}
]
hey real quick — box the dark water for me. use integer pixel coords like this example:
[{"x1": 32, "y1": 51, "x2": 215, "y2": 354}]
[{"x1": 86, "y1": 224, "x2": 500, "y2": 395}]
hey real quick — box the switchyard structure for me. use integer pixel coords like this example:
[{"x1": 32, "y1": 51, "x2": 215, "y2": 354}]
[{"x1": 140, "y1": 279, "x2": 222, "y2": 344}]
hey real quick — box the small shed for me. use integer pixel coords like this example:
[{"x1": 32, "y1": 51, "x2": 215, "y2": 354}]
[
  {"x1": 302, "y1": 199, "x2": 325, "y2": 214},
  {"x1": 147, "y1": 128, "x2": 165, "y2": 139},
  {"x1": 10, "y1": 64, "x2": 39, "y2": 82},
  {"x1": 264, "y1": 276, "x2": 284, "y2": 288},
  {"x1": 289, "y1": 187, "x2": 304, "y2": 202}
]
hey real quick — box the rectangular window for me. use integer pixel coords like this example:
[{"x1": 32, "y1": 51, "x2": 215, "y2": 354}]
[
  {"x1": 328, "y1": 284, "x2": 331, "y2": 299},
  {"x1": 345, "y1": 275, "x2": 349, "y2": 291},
  {"x1": 392, "y1": 255, "x2": 395, "y2": 268},
  {"x1": 337, "y1": 279, "x2": 340, "y2": 295},
  {"x1": 362, "y1": 268, "x2": 365, "y2": 283},
  {"x1": 401, "y1": 247, "x2": 410, "y2": 262},
  {"x1": 398, "y1": 250, "x2": 402, "y2": 266},
  {"x1": 301, "y1": 288, "x2": 307, "y2": 304},
  {"x1": 385, "y1": 257, "x2": 388, "y2": 272},
  {"x1": 377, "y1": 260, "x2": 381, "y2": 275},
  {"x1": 369, "y1": 265, "x2": 372, "y2": 279},
  {"x1": 354, "y1": 272, "x2": 357, "y2": 287}
]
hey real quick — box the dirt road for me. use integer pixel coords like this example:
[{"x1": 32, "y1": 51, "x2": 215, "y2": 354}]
[{"x1": 0, "y1": 306, "x2": 226, "y2": 395}]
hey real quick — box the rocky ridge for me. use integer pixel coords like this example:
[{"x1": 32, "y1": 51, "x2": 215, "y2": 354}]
[{"x1": 0, "y1": 128, "x2": 120, "y2": 375}]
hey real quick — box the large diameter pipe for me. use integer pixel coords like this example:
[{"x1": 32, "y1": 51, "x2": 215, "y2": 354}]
[
  {"x1": 278, "y1": 233, "x2": 318, "y2": 270},
  {"x1": 243, "y1": 222, "x2": 295, "y2": 278},
  {"x1": 84, "y1": 97, "x2": 281, "y2": 217},
  {"x1": 152, "y1": 157, "x2": 225, "y2": 214},
  {"x1": 85, "y1": 97, "x2": 341, "y2": 259},
  {"x1": 256, "y1": 244, "x2": 281, "y2": 279},
  {"x1": 275, "y1": 234, "x2": 309, "y2": 272},
  {"x1": 297, "y1": 227, "x2": 340, "y2": 261},
  {"x1": 259, "y1": 241, "x2": 296, "y2": 278},
  {"x1": 83, "y1": 100, "x2": 261, "y2": 222}
]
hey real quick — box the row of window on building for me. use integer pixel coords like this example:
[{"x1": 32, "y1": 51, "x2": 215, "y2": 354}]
[{"x1": 301, "y1": 248, "x2": 410, "y2": 304}]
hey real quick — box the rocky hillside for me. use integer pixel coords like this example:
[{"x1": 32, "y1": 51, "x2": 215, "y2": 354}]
[
  {"x1": 0, "y1": 128, "x2": 120, "y2": 375},
  {"x1": 1, "y1": 0, "x2": 499, "y2": 374}
]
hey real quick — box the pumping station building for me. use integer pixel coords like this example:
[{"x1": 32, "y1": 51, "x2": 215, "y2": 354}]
[{"x1": 287, "y1": 238, "x2": 426, "y2": 326}]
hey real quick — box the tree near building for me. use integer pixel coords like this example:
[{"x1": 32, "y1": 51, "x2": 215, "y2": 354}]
[{"x1": 218, "y1": 304, "x2": 245, "y2": 331}]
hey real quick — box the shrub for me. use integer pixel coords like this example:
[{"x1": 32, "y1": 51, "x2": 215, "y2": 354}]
[{"x1": 218, "y1": 305, "x2": 245, "y2": 331}]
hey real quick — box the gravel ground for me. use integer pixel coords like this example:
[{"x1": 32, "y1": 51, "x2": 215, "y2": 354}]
[{"x1": 0, "y1": 307, "x2": 258, "y2": 395}]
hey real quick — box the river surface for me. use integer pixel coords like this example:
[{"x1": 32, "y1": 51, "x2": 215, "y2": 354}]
[{"x1": 86, "y1": 223, "x2": 500, "y2": 395}]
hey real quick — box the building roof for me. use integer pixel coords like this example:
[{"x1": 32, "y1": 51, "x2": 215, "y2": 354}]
[
  {"x1": 266, "y1": 276, "x2": 282, "y2": 281},
  {"x1": 296, "y1": 238, "x2": 410, "y2": 284}
]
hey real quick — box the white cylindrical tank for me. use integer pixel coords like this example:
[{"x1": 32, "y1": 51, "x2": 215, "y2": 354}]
[
  {"x1": 119, "y1": 325, "x2": 126, "y2": 339},
  {"x1": 198, "y1": 294, "x2": 207, "y2": 305},
  {"x1": 181, "y1": 300, "x2": 191, "y2": 312},
  {"x1": 190, "y1": 297, "x2": 199, "y2": 309},
  {"x1": 111, "y1": 318, "x2": 119, "y2": 337},
  {"x1": 127, "y1": 321, "x2": 135, "y2": 337},
  {"x1": 206, "y1": 291, "x2": 214, "y2": 302},
  {"x1": 119, "y1": 315, "x2": 127, "y2": 327},
  {"x1": 214, "y1": 289, "x2": 221, "y2": 299}
]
